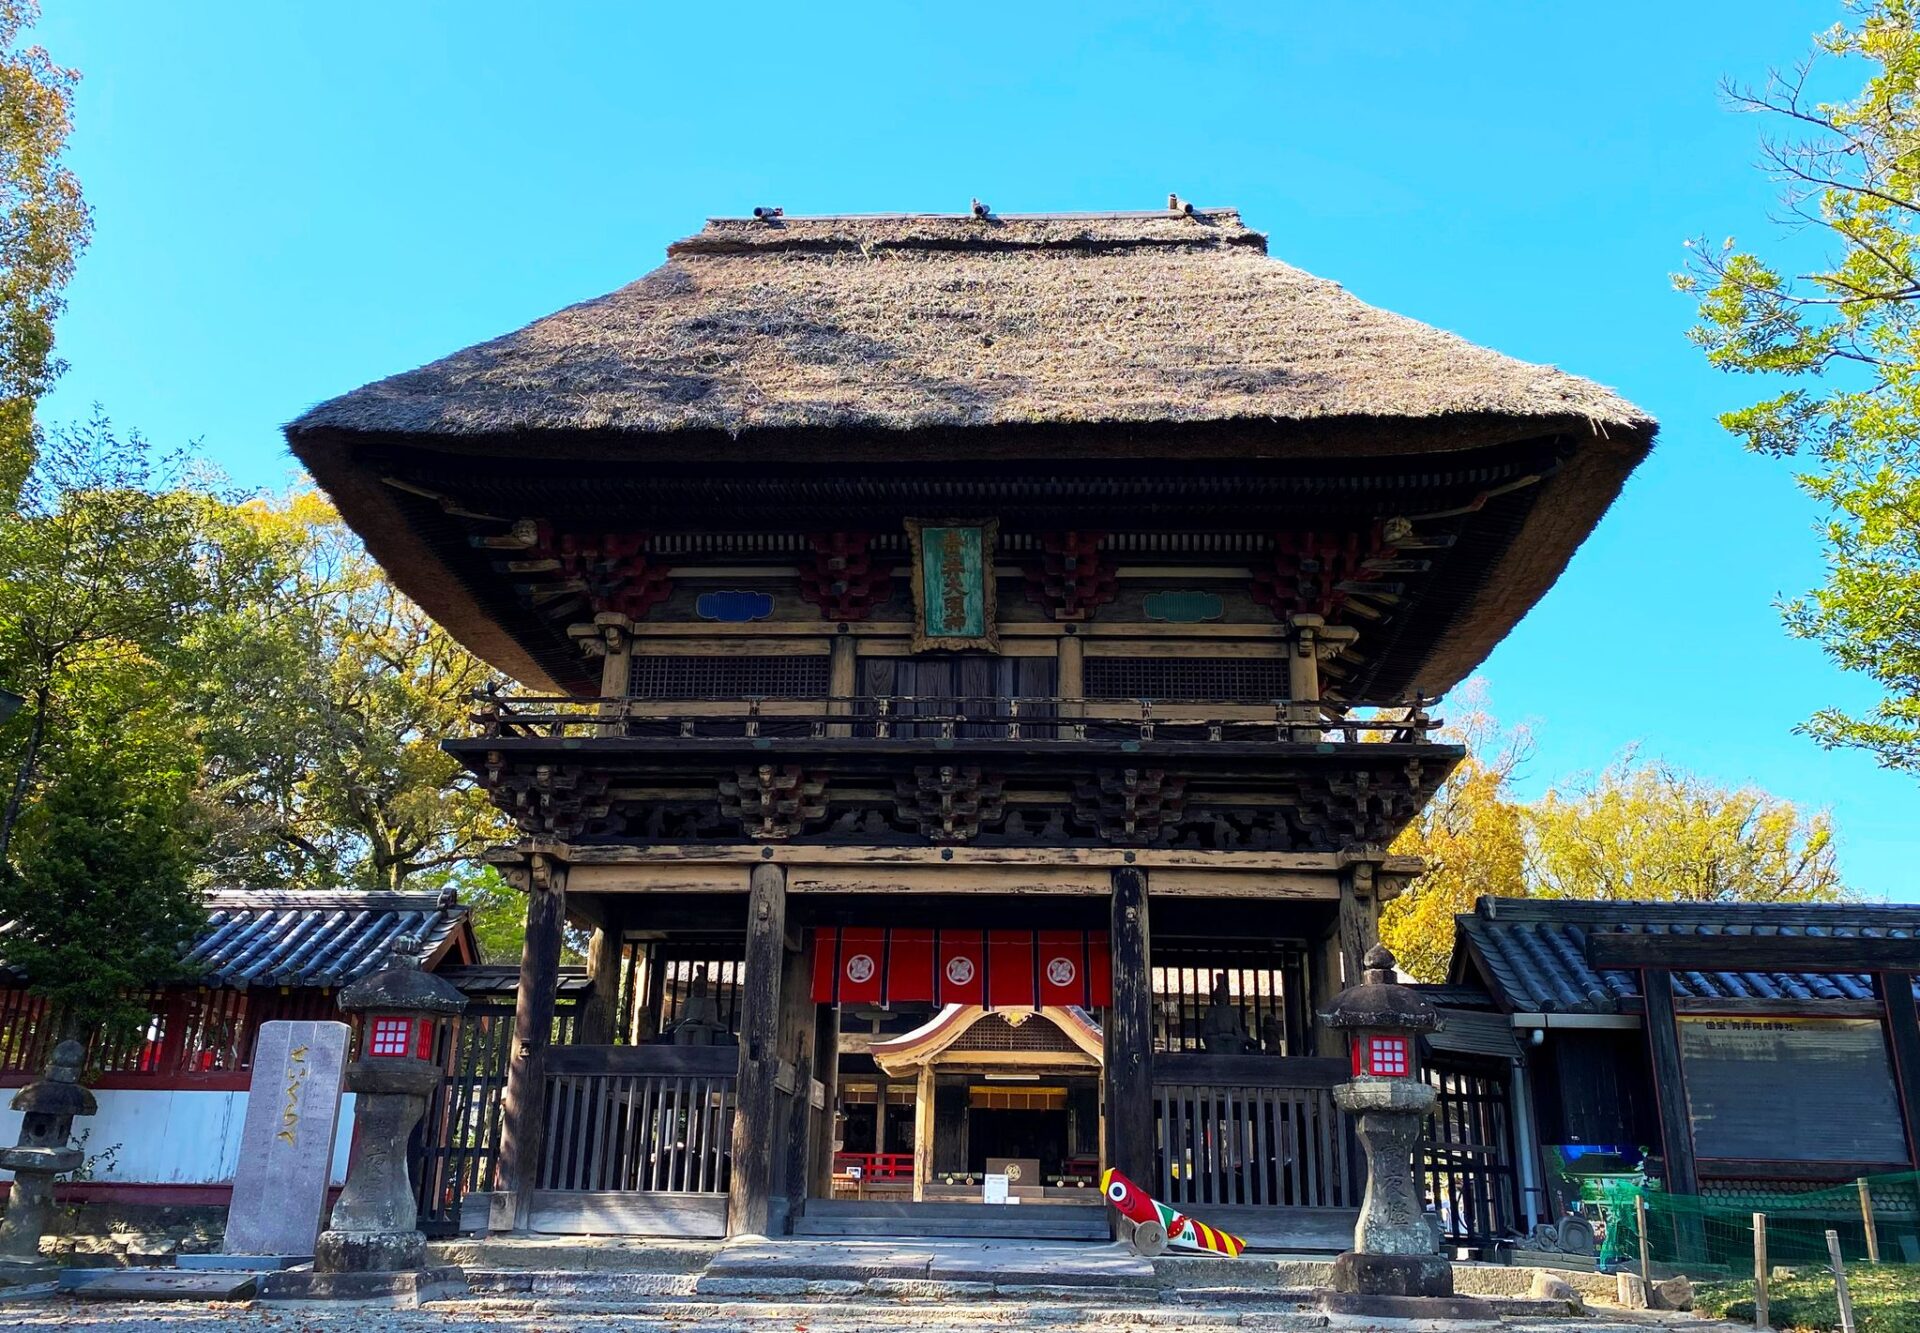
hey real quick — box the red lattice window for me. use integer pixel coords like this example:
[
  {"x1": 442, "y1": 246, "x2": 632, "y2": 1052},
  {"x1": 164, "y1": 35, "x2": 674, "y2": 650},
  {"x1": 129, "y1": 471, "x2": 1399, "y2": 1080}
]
[
  {"x1": 368, "y1": 1017, "x2": 413, "y2": 1057},
  {"x1": 1363, "y1": 1035, "x2": 1408, "y2": 1076}
]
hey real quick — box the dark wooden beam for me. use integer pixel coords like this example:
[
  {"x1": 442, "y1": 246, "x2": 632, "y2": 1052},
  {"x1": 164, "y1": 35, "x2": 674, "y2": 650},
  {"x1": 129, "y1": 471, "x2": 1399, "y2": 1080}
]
[
  {"x1": 1106, "y1": 867, "x2": 1154, "y2": 1192},
  {"x1": 491, "y1": 853, "x2": 566, "y2": 1233},
  {"x1": 1590, "y1": 933, "x2": 1920, "y2": 972},
  {"x1": 1879, "y1": 974, "x2": 1920, "y2": 1167},
  {"x1": 728, "y1": 860, "x2": 787, "y2": 1236},
  {"x1": 1697, "y1": 1157, "x2": 1913, "y2": 1182},
  {"x1": 1642, "y1": 971, "x2": 1698, "y2": 1197},
  {"x1": 1674, "y1": 996, "x2": 1884, "y2": 1018}
]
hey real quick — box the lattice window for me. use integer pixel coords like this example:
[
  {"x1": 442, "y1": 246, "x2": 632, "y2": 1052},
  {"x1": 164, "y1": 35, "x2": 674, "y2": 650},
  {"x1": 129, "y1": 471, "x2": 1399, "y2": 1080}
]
[
  {"x1": 628, "y1": 655, "x2": 829, "y2": 700},
  {"x1": 369, "y1": 1017, "x2": 413, "y2": 1057},
  {"x1": 1085, "y1": 657, "x2": 1290, "y2": 702},
  {"x1": 1365, "y1": 1035, "x2": 1408, "y2": 1076}
]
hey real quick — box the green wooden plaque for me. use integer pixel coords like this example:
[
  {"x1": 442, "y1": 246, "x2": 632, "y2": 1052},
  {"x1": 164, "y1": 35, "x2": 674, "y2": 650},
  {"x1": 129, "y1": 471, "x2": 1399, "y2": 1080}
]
[
  {"x1": 1143, "y1": 590, "x2": 1225, "y2": 623},
  {"x1": 905, "y1": 518, "x2": 999, "y2": 652}
]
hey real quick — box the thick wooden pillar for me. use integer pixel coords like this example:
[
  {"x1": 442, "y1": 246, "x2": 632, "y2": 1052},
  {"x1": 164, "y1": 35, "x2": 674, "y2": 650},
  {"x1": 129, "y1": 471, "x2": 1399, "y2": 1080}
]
[
  {"x1": 777, "y1": 927, "x2": 818, "y2": 1225},
  {"x1": 809, "y1": 1001, "x2": 841, "y2": 1200},
  {"x1": 577, "y1": 914, "x2": 623, "y2": 1046},
  {"x1": 1881, "y1": 974, "x2": 1920, "y2": 1165},
  {"x1": 912, "y1": 1062, "x2": 935, "y2": 1202},
  {"x1": 637, "y1": 944, "x2": 667, "y2": 1042},
  {"x1": 728, "y1": 861, "x2": 787, "y2": 1236},
  {"x1": 875, "y1": 1077, "x2": 890, "y2": 1154},
  {"x1": 1336, "y1": 860, "x2": 1379, "y2": 984},
  {"x1": 492, "y1": 853, "x2": 566, "y2": 1232},
  {"x1": 1106, "y1": 867, "x2": 1154, "y2": 1188}
]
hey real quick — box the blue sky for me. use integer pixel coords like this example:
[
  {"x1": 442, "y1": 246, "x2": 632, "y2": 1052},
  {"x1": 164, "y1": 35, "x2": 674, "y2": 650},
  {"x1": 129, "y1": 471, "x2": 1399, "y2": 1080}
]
[{"x1": 26, "y1": 2, "x2": 1913, "y2": 895}]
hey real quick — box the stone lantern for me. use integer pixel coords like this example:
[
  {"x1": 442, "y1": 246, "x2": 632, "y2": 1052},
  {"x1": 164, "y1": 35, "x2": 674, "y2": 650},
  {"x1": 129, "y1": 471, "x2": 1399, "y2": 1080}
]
[
  {"x1": 1319, "y1": 943, "x2": 1452, "y2": 1303},
  {"x1": 312, "y1": 947, "x2": 465, "y2": 1276},
  {"x1": 0, "y1": 1040, "x2": 93, "y2": 1271}
]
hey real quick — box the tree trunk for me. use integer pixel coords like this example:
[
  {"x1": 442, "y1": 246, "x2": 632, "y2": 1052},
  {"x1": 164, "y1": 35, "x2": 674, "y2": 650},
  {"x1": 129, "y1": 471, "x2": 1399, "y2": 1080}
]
[{"x1": 0, "y1": 684, "x2": 51, "y2": 864}]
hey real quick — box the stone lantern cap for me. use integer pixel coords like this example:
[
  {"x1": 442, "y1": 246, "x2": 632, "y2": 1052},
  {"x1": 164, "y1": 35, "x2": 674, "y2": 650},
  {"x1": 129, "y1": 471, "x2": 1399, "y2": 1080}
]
[
  {"x1": 1317, "y1": 944, "x2": 1439, "y2": 1033},
  {"x1": 10, "y1": 1040, "x2": 96, "y2": 1117},
  {"x1": 337, "y1": 946, "x2": 466, "y2": 1018}
]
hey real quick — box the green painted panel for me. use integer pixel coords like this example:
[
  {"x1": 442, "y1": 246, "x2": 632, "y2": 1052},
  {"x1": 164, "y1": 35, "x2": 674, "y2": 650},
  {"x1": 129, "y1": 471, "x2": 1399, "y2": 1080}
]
[
  {"x1": 919, "y1": 524, "x2": 990, "y2": 639},
  {"x1": 1142, "y1": 590, "x2": 1225, "y2": 623}
]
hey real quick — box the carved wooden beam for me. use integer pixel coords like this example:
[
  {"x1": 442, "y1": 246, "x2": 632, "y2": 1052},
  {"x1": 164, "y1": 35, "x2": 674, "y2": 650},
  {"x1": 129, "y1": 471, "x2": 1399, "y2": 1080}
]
[
  {"x1": 799, "y1": 532, "x2": 892, "y2": 622},
  {"x1": 1023, "y1": 531, "x2": 1117, "y2": 622}
]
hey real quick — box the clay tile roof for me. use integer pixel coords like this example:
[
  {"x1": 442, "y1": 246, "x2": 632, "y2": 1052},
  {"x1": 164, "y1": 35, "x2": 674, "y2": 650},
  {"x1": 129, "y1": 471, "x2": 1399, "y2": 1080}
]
[{"x1": 1454, "y1": 897, "x2": 1920, "y2": 1015}]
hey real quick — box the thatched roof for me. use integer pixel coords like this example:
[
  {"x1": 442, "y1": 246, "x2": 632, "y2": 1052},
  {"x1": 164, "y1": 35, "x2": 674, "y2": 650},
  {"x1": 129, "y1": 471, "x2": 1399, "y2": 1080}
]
[
  {"x1": 286, "y1": 208, "x2": 1655, "y2": 696},
  {"x1": 292, "y1": 210, "x2": 1650, "y2": 446}
]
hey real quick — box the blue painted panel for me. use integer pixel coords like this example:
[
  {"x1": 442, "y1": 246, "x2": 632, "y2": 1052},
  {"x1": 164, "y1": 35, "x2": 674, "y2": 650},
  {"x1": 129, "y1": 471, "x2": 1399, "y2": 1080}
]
[{"x1": 695, "y1": 590, "x2": 775, "y2": 622}]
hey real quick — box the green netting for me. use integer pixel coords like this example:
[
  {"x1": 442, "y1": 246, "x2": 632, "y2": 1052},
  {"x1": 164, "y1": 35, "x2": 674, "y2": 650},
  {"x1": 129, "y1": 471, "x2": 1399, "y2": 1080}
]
[{"x1": 1591, "y1": 1170, "x2": 1920, "y2": 1276}]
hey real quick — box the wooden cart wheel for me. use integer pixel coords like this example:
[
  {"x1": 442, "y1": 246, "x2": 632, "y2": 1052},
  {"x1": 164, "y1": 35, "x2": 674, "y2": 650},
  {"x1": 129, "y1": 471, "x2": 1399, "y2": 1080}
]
[{"x1": 1129, "y1": 1220, "x2": 1168, "y2": 1257}]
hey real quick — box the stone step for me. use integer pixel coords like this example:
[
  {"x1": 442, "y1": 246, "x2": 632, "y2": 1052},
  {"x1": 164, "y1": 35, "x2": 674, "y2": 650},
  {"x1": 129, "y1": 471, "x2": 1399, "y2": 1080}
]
[
  {"x1": 65, "y1": 1270, "x2": 259, "y2": 1302},
  {"x1": 793, "y1": 1215, "x2": 1112, "y2": 1241}
]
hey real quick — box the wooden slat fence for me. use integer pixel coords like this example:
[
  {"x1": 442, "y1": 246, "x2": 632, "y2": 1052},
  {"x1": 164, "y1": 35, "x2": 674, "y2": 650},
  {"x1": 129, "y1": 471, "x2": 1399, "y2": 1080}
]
[
  {"x1": 1153, "y1": 1054, "x2": 1358, "y2": 1210},
  {"x1": 536, "y1": 1045, "x2": 736, "y2": 1196}
]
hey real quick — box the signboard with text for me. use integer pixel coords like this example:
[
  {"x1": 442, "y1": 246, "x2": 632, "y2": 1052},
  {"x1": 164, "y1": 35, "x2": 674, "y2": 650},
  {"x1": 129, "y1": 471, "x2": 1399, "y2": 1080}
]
[
  {"x1": 1677, "y1": 1015, "x2": 1907, "y2": 1163},
  {"x1": 906, "y1": 519, "x2": 999, "y2": 652}
]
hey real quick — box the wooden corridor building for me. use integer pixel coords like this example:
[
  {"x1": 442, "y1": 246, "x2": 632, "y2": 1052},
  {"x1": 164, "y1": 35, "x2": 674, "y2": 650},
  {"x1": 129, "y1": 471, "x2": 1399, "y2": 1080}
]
[{"x1": 287, "y1": 206, "x2": 1654, "y2": 1242}]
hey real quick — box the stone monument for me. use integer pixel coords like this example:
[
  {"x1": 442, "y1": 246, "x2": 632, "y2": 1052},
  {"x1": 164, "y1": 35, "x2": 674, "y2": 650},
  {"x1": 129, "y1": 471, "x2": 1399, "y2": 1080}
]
[
  {"x1": 1317, "y1": 943, "x2": 1485, "y2": 1317},
  {"x1": 263, "y1": 945, "x2": 465, "y2": 1300},
  {"x1": 0, "y1": 1039, "x2": 93, "y2": 1275},
  {"x1": 222, "y1": 1020, "x2": 351, "y2": 1262}
]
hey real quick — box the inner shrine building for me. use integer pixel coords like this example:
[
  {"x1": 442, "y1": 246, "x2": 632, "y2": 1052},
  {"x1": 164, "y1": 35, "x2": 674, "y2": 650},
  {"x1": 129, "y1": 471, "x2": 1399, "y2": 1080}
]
[{"x1": 288, "y1": 207, "x2": 1653, "y2": 1245}]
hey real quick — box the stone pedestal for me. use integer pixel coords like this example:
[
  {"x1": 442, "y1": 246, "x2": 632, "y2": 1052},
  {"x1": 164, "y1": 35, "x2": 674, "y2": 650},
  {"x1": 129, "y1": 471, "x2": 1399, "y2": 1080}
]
[
  {"x1": 1332, "y1": 1076, "x2": 1450, "y2": 1296},
  {"x1": 314, "y1": 1042, "x2": 440, "y2": 1273}
]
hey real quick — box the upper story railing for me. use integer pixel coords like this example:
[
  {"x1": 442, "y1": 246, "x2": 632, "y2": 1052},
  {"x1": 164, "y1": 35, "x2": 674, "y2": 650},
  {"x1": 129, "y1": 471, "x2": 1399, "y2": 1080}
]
[{"x1": 469, "y1": 692, "x2": 1441, "y2": 747}]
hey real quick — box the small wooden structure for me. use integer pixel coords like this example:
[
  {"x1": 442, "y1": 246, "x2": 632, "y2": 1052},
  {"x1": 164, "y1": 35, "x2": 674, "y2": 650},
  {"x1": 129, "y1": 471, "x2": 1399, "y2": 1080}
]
[
  {"x1": 1450, "y1": 897, "x2": 1920, "y2": 1236},
  {"x1": 285, "y1": 206, "x2": 1655, "y2": 1243}
]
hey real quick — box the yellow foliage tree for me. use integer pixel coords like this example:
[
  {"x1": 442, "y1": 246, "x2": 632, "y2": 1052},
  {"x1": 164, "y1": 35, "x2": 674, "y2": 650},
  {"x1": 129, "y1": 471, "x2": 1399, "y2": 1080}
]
[
  {"x1": 1380, "y1": 692, "x2": 1844, "y2": 982},
  {"x1": 1526, "y1": 753, "x2": 1842, "y2": 904}
]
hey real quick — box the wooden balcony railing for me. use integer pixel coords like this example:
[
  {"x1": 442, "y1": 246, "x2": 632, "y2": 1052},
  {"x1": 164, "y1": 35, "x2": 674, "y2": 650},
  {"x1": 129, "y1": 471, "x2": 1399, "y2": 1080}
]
[{"x1": 470, "y1": 692, "x2": 1439, "y2": 747}]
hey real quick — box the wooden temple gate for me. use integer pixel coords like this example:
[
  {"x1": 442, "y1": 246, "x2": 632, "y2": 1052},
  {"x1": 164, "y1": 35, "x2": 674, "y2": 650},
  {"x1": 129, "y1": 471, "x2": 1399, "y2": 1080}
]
[{"x1": 284, "y1": 204, "x2": 1656, "y2": 1250}]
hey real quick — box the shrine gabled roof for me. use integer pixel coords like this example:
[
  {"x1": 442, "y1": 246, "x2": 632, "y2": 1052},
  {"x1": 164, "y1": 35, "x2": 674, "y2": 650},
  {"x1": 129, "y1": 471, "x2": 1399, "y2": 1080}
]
[{"x1": 1451, "y1": 897, "x2": 1920, "y2": 1015}]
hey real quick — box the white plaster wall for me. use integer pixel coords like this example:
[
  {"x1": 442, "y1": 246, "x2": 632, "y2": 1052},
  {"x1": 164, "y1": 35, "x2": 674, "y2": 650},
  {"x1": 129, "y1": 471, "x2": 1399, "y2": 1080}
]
[{"x1": 0, "y1": 1089, "x2": 356, "y2": 1186}]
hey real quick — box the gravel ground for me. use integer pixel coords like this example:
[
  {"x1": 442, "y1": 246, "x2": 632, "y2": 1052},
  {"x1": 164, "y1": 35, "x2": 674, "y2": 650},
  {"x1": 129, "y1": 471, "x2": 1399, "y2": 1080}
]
[{"x1": 2, "y1": 1297, "x2": 1742, "y2": 1333}]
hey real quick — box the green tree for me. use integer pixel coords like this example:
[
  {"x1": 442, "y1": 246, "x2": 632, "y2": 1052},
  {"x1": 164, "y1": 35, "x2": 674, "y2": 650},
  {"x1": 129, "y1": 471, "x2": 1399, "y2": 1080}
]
[
  {"x1": 0, "y1": 724, "x2": 202, "y2": 1042},
  {"x1": 1381, "y1": 693, "x2": 1530, "y2": 982},
  {"x1": 192, "y1": 491, "x2": 511, "y2": 892},
  {"x1": 1527, "y1": 752, "x2": 1843, "y2": 904},
  {"x1": 0, "y1": 417, "x2": 250, "y2": 863},
  {"x1": 1678, "y1": 0, "x2": 1920, "y2": 776},
  {"x1": 0, "y1": 0, "x2": 90, "y2": 504}
]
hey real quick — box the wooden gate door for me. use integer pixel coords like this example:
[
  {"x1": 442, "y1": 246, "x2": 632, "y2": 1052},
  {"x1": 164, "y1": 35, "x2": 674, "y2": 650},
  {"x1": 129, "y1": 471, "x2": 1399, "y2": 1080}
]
[
  {"x1": 1419, "y1": 1057, "x2": 1521, "y2": 1247},
  {"x1": 413, "y1": 1002, "x2": 516, "y2": 1235}
]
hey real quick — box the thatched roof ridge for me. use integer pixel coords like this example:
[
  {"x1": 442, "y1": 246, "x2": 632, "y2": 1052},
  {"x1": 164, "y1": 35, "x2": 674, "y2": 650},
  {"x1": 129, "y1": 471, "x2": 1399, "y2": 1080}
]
[{"x1": 288, "y1": 209, "x2": 1652, "y2": 447}]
